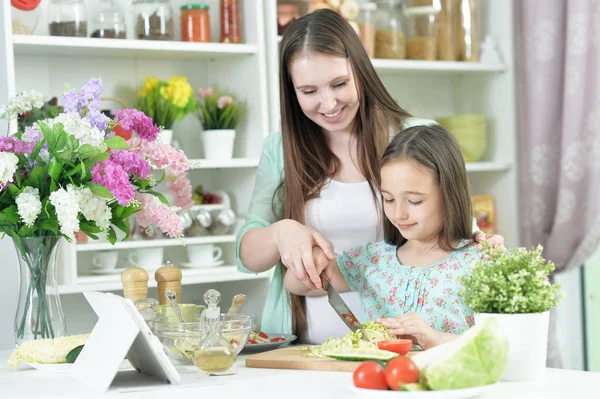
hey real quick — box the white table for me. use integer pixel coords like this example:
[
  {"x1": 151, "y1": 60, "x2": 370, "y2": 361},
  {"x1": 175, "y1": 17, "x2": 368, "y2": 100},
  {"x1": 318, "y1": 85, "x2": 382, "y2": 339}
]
[{"x1": 1, "y1": 350, "x2": 599, "y2": 398}]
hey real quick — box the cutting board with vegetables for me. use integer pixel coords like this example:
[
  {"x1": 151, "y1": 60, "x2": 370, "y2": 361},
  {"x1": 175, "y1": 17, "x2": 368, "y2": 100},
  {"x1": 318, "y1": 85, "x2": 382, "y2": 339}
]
[{"x1": 245, "y1": 346, "x2": 362, "y2": 372}]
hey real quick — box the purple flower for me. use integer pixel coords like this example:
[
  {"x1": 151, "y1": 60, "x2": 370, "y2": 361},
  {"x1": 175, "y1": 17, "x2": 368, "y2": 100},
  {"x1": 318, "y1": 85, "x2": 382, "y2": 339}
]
[
  {"x1": 80, "y1": 78, "x2": 103, "y2": 112},
  {"x1": 109, "y1": 150, "x2": 151, "y2": 180},
  {"x1": 23, "y1": 128, "x2": 43, "y2": 143},
  {"x1": 86, "y1": 111, "x2": 110, "y2": 132},
  {"x1": 0, "y1": 136, "x2": 35, "y2": 154},
  {"x1": 91, "y1": 160, "x2": 135, "y2": 206},
  {"x1": 61, "y1": 89, "x2": 81, "y2": 113},
  {"x1": 113, "y1": 109, "x2": 160, "y2": 142}
]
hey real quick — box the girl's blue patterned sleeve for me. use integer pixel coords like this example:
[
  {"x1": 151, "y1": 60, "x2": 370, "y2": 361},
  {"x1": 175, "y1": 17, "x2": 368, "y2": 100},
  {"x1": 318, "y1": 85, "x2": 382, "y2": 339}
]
[{"x1": 336, "y1": 243, "x2": 373, "y2": 292}]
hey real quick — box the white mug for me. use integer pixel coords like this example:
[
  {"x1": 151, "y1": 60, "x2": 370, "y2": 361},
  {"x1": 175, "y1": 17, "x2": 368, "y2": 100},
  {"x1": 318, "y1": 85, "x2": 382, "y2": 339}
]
[
  {"x1": 127, "y1": 247, "x2": 164, "y2": 271},
  {"x1": 92, "y1": 251, "x2": 119, "y2": 270},
  {"x1": 186, "y1": 244, "x2": 222, "y2": 266}
]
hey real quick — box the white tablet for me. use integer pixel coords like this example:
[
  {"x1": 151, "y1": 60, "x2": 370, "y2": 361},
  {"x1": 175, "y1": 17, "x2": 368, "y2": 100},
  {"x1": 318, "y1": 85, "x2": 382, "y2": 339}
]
[{"x1": 69, "y1": 291, "x2": 181, "y2": 392}]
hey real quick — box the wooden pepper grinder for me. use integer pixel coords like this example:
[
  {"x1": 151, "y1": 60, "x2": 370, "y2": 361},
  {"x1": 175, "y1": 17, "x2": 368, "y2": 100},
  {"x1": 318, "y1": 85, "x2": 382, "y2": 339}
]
[
  {"x1": 155, "y1": 261, "x2": 182, "y2": 305},
  {"x1": 121, "y1": 267, "x2": 149, "y2": 302}
]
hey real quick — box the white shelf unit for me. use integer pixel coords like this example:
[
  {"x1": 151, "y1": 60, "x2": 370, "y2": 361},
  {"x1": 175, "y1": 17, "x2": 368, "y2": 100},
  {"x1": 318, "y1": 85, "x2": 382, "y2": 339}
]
[
  {"x1": 0, "y1": 0, "x2": 271, "y2": 292},
  {"x1": 265, "y1": 1, "x2": 519, "y2": 247}
]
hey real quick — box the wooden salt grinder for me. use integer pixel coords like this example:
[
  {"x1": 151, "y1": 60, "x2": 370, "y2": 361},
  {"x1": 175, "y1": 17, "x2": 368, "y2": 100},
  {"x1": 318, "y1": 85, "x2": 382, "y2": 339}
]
[
  {"x1": 121, "y1": 267, "x2": 149, "y2": 302},
  {"x1": 155, "y1": 261, "x2": 182, "y2": 305}
]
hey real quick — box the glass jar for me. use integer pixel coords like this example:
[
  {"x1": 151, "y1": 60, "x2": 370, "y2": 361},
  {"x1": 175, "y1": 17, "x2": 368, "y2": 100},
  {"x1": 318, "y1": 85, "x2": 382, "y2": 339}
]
[
  {"x1": 48, "y1": 0, "x2": 88, "y2": 37},
  {"x1": 374, "y1": 0, "x2": 406, "y2": 59},
  {"x1": 220, "y1": 0, "x2": 241, "y2": 43},
  {"x1": 11, "y1": 0, "x2": 42, "y2": 35},
  {"x1": 91, "y1": 0, "x2": 126, "y2": 39},
  {"x1": 404, "y1": 6, "x2": 438, "y2": 60},
  {"x1": 357, "y1": 2, "x2": 377, "y2": 58},
  {"x1": 133, "y1": 0, "x2": 173, "y2": 41},
  {"x1": 181, "y1": 4, "x2": 211, "y2": 42}
]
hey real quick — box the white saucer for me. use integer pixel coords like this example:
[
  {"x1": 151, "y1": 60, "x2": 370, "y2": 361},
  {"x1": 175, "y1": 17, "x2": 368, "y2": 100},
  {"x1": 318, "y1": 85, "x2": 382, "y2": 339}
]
[
  {"x1": 181, "y1": 260, "x2": 225, "y2": 269},
  {"x1": 87, "y1": 267, "x2": 128, "y2": 276}
]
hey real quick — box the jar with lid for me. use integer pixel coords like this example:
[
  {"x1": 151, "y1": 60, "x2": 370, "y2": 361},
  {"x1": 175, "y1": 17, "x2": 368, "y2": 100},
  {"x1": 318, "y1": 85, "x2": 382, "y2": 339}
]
[
  {"x1": 11, "y1": 0, "x2": 42, "y2": 35},
  {"x1": 374, "y1": 0, "x2": 406, "y2": 59},
  {"x1": 208, "y1": 209, "x2": 236, "y2": 235},
  {"x1": 220, "y1": 0, "x2": 241, "y2": 43},
  {"x1": 357, "y1": 2, "x2": 377, "y2": 58},
  {"x1": 181, "y1": 4, "x2": 211, "y2": 42},
  {"x1": 91, "y1": 0, "x2": 126, "y2": 39},
  {"x1": 404, "y1": 5, "x2": 438, "y2": 60},
  {"x1": 48, "y1": 0, "x2": 88, "y2": 37},
  {"x1": 132, "y1": 0, "x2": 174, "y2": 41}
]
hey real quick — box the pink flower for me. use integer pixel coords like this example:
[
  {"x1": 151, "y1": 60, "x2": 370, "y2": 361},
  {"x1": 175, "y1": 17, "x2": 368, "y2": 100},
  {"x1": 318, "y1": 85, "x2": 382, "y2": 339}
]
[
  {"x1": 217, "y1": 95, "x2": 233, "y2": 109},
  {"x1": 91, "y1": 160, "x2": 134, "y2": 206},
  {"x1": 0, "y1": 136, "x2": 35, "y2": 154},
  {"x1": 109, "y1": 150, "x2": 151, "y2": 180},
  {"x1": 134, "y1": 193, "x2": 183, "y2": 238},
  {"x1": 167, "y1": 172, "x2": 193, "y2": 209},
  {"x1": 113, "y1": 109, "x2": 160, "y2": 142},
  {"x1": 196, "y1": 87, "x2": 214, "y2": 98}
]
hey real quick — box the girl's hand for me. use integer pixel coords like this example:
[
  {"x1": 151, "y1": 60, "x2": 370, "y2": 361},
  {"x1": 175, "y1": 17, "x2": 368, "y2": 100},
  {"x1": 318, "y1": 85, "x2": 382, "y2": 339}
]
[
  {"x1": 473, "y1": 231, "x2": 506, "y2": 259},
  {"x1": 376, "y1": 313, "x2": 442, "y2": 350},
  {"x1": 275, "y1": 219, "x2": 335, "y2": 289}
]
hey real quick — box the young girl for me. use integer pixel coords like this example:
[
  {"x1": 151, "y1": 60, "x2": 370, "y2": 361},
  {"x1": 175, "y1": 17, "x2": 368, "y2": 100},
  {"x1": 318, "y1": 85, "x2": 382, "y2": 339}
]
[{"x1": 284, "y1": 125, "x2": 479, "y2": 349}]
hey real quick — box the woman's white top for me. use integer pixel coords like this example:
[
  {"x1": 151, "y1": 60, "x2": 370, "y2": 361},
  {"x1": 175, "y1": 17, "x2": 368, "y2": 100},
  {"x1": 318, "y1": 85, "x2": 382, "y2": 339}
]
[{"x1": 303, "y1": 179, "x2": 380, "y2": 344}]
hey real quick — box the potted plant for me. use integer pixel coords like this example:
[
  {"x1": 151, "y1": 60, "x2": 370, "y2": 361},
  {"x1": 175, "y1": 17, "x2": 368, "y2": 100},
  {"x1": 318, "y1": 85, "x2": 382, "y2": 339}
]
[
  {"x1": 460, "y1": 243, "x2": 563, "y2": 381},
  {"x1": 196, "y1": 87, "x2": 246, "y2": 161},
  {"x1": 135, "y1": 75, "x2": 198, "y2": 145}
]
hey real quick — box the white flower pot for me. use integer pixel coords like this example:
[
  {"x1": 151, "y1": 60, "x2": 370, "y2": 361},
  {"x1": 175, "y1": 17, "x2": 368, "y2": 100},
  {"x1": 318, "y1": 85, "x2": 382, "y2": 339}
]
[
  {"x1": 201, "y1": 129, "x2": 235, "y2": 161},
  {"x1": 475, "y1": 311, "x2": 549, "y2": 382},
  {"x1": 156, "y1": 129, "x2": 173, "y2": 145}
]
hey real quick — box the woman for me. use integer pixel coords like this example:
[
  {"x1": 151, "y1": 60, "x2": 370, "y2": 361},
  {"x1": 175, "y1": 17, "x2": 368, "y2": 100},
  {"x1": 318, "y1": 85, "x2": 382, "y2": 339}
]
[{"x1": 236, "y1": 9, "x2": 503, "y2": 343}]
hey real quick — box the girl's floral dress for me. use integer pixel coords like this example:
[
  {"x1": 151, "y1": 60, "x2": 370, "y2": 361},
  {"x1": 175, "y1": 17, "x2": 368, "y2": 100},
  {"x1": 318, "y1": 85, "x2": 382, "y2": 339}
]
[{"x1": 337, "y1": 240, "x2": 479, "y2": 334}]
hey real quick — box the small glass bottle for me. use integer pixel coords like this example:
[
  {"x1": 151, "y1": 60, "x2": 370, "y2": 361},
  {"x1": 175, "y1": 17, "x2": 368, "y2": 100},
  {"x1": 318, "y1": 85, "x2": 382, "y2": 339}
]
[
  {"x1": 220, "y1": 0, "x2": 241, "y2": 43},
  {"x1": 181, "y1": 4, "x2": 211, "y2": 42},
  {"x1": 91, "y1": 0, "x2": 126, "y2": 39},
  {"x1": 48, "y1": 0, "x2": 88, "y2": 37},
  {"x1": 193, "y1": 289, "x2": 236, "y2": 373},
  {"x1": 357, "y1": 2, "x2": 377, "y2": 58},
  {"x1": 132, "y1": 0, "x2": 174, "y2": 41}
]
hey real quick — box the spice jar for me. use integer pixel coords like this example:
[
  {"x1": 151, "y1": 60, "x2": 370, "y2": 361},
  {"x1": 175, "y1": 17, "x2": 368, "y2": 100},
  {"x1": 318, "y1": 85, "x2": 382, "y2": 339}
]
[
  {"x1": 91, "y1": 0, "x2": 126, "y2": 39},
  {"x1": 11, "y1": 0, "x2": 42, "y2": 35},
  {"x1": 48, "y1": 0, "x2": 88, "y2": 37},
  {"x1": 220, "y1": 0, "x2": 241, "y2": 43},
  {"x1": 357, "y1": 2, "x2": 377, "y2": 58},
  {"x1": 133, "y1": 0, "x2": 174, "y2": 41},
  {"x1": 181, "y1": 4, "x2": 211, "y2": 42},
  {"x1": 374, "y1": 0, "x2": 406, "y2": 59},
  {"x1": 208, "y1": 209, "x2": 236, "y2": 235},
  {"x1": 404, "y1": 5, "x2": 438, "y2": 60}
]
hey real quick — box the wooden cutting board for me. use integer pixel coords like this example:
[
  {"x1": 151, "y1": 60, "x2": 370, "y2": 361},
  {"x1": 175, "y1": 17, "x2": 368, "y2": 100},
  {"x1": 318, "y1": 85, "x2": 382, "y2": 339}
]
[{"x1": 245, "y1": 346, "x2": 361, "y2": 372}]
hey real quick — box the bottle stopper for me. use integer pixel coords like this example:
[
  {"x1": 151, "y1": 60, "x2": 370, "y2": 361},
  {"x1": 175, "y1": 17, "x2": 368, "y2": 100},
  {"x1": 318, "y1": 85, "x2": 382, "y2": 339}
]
[
  {"x1": 121, "y1": 267, "x2": 149, "y2": 302},
  {"x1": 155, "y1": 261, "x2": 182, "y2": 305}
]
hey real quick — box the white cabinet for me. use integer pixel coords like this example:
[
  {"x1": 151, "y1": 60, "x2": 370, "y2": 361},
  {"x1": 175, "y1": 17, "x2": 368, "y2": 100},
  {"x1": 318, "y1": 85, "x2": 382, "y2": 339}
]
[{"x1": 0, "y1": 0, "x2": 274, "y2": 294}]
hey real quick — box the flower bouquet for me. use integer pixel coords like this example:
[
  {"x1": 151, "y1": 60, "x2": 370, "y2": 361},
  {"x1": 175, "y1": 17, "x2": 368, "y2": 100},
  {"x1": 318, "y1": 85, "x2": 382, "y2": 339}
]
[{"x1": 0, "y1": 78, "x2": 193, "y2": 344}]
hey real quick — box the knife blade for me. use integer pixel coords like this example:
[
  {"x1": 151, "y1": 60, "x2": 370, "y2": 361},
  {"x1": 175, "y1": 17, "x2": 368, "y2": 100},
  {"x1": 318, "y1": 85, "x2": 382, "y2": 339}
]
[{"x1": 326, "y1": 282, "x2": 369, "y2": 341}]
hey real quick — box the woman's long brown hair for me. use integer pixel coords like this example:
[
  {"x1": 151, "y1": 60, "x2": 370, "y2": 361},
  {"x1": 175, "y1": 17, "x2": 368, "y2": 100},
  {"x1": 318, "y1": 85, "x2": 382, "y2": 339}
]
[{"x1": 276, "y1": 9, "x2": 411, "y2": 341}]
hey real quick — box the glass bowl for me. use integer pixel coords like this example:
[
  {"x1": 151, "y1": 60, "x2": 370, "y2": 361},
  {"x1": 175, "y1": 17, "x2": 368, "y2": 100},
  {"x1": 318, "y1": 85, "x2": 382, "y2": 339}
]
[{"x1": 150, "y1": 313, "x2": 252, "y2": 364}]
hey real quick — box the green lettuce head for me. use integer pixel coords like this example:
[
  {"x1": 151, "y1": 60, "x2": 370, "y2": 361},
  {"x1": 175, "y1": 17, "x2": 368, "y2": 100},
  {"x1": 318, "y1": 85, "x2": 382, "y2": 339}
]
[{"x1": 412, "y1": 317, "x2": 509, "y2": 390}]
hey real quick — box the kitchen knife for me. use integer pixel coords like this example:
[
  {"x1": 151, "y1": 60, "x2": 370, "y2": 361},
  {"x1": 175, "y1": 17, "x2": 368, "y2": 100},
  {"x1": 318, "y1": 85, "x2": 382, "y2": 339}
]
[{"x1": 325, "y1": 281, "x2": 369, "y2": 342}]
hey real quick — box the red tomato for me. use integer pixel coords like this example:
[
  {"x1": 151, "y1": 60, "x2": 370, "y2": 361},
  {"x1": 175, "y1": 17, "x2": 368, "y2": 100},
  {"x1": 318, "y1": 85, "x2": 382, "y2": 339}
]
[
  {"x1": 247, "y1": 339, "x2": 258, "y2": 344},
  {"x1": 377, "y1": 339, "x2": 413, "y2": 356},
  {"x1": 353, "y1": 361, "x2": 388, "y2": 390},
  {"x1": 258, "y1": 332, "x2": 269, "y2": 340},
  {"x1": 384, "y1": 357, "x2": 420, "y2": 390},
  {"x1": 270, "y1": 337, "x2": 286, "y2": 342}
]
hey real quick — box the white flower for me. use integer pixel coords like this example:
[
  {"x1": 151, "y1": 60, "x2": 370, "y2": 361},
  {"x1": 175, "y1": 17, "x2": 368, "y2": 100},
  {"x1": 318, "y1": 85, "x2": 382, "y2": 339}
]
[
  {"x1": 0, "y1": 90, "x2": 46, "y2": 120},
  {"x1": 78, "y1": 186, "x2": 112, "y2": 232},
  {"x1": 0, "y1": 152, "x2": 19, "y2": 185},
  {"x1": 49, "y1": 184, "x2": 81, "y2": 240},
  {"x1": 50, "y1": 112, "x2": 104, "y2": 147},
  {"x1": 16, "y1": 187, "x2": 42, "y2": 227}
]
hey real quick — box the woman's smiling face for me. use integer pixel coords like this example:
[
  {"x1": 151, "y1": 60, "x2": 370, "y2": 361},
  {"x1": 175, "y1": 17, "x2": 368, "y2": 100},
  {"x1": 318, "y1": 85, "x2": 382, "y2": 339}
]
[{"x1": 289, "y1": 52, "x2": 360, "y2": 135}]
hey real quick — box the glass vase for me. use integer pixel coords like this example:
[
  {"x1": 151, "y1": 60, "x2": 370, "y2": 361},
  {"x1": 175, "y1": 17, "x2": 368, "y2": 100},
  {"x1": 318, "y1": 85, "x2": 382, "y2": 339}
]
[{"x1": 13, "y1": 236, "x2": 66, "y2": 345}]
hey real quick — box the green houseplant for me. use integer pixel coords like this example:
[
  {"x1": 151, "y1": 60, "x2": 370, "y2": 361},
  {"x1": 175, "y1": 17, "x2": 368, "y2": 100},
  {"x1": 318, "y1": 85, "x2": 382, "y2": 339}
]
[{"x1": 460, "y1": 243, "x2": 563, "y2": 382}]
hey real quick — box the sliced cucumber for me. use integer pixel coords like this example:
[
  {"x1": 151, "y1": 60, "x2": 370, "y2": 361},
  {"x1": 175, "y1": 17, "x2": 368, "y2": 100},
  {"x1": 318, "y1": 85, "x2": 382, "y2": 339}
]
[{"x1": 321, "y1": 348, "x2": 398, "y2": 362}]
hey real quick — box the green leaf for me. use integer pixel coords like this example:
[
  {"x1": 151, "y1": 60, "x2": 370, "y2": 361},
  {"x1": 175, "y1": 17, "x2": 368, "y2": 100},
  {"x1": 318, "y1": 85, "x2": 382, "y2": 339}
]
[
  {"x1": 66, "y1": 345, "x2": 84, "y2": 363},
  {"x1": 105, "y1": 136, "x2": 129, "y2": 150},
  {"x1": 18, "y1": 225, "x2": 36, "y2": 237},
  {"x1": 8, "y1": 184, "x2": 21, "y2": 198},
  {"x1": 112, "y1": 218, "x2": 130, "y2": 241},
  {"x1": 78, "y1": 144, "x2": 102, "y2": 160},
  {"x1": 85, "y1": 183, "x2": 112, "y2": 199},
  {"x1": 29, "y1": 137, "x2": 48, "y2": 161},
  {"x1": 107, "y1": 227, "x2": 117, "y2": 245},
  {"x1": 3, "y1": 205, "x2": 21, "y2": 223},
  {"x1": 80, "y1": 220, "x2": 102, "y2": 234},
  {"x1": 26, "y1": 165, "x2": 47, "y2": 190},
  {"x1": 145, "y1": 190, "x2": 170, "y2": 206},
  {"x1": 64, "y1": 164, "x2": 82, "y2": 179},
  {"x1": 39, "y1": 219, "x2": 59, "y2": 235},
  {"x1": 48, "y1": 160, "x2": 63, "y2": 181}
]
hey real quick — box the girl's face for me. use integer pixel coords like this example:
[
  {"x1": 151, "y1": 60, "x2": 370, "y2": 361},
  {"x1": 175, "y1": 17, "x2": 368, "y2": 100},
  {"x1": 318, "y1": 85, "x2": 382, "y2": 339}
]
[
  {"x1": 380, "y1": 159, "x2": 444, "y2": 244},
  {"x1": 289, "y1": 52, "x2": 360, "y2": 136}
]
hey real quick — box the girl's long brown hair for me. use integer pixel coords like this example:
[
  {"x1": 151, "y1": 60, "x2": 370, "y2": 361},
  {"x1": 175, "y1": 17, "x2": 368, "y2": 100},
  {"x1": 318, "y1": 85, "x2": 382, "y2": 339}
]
[
  {"x1": 380, "y1": 125, "x2": 473, "y2": 251},
  {"x1": 276, "y1": 9, "x2": 411, "y2": 341}
]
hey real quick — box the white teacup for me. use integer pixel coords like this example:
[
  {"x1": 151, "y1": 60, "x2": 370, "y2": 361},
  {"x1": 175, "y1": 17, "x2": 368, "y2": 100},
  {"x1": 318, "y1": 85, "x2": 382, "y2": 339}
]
[
  {"x1": 92, "y1": 251, "x2": 119, "y2": 270},
  {"x1": 127, "y1": 247, "x2": 164, "y2": 271},
  {"x1": 186, "y1": 244, "x2": 222, "y2": 266}
]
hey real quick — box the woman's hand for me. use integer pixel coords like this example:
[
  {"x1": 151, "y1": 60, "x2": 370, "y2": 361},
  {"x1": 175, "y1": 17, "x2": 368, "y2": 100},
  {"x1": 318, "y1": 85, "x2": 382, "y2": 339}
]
[
  {"x1": 473, "y1": 231, "x2": 506, "y2": 259},
  {"x1": 376, "y1": 313, "x2": 445, "y2": 350},
  {"x1": 274, "y1": 219, "x2": 335, "y2": 289}
]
